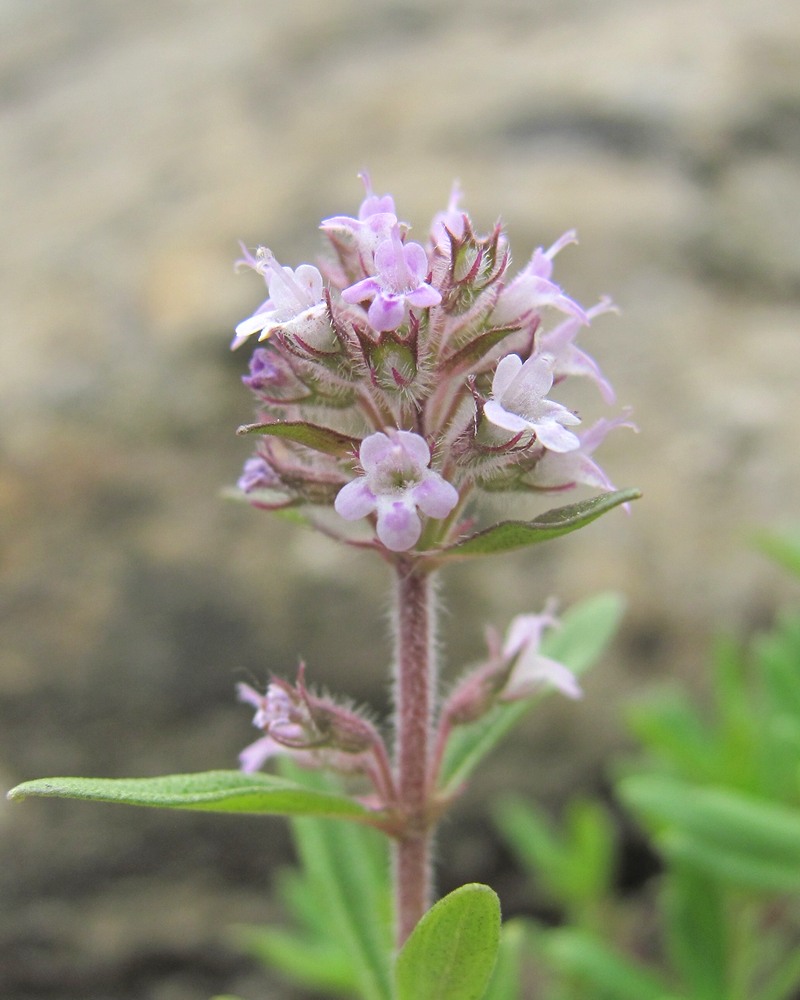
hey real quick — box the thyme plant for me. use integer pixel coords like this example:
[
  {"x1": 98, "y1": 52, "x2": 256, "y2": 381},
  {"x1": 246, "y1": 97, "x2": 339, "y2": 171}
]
[{"x1": 10, "y1": 176, "x2": 639, "y2": 999}]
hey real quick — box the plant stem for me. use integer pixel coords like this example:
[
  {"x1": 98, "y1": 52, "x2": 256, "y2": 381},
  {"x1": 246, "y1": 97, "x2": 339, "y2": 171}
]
[{"x1": 392, "y1": 558, "x2": 436, "y2": 947}]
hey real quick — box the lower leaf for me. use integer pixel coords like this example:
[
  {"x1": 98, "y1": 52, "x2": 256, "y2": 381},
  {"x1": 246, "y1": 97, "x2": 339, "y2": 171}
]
[{"x1": 7, "y1": 770, "x2": 379, "y2": 823}]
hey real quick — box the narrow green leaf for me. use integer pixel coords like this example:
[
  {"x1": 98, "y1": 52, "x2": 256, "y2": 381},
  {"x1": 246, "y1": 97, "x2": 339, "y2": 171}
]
[
  {"x1": 619, "y1": 775, "x2": 800, "y2": 868},
  {"x1": 236, "y1": 924, "x2": 357, "y2": 994},
  {"x1": 438, "y1": 489, "x2": 641, "y2": 559},
  {"x1": 440, "y1": 594, "x2": 625, "y2": 793},
  {"x1": 536, "y1": 927, "x2": 669, "y2": 1000},
  {"x1": 662, "y1": 864, "x2": 727, "y2": 1000},
  {"x1": 7, "y1": 770, "x2": 376, "y2": 822},
  {"x1": 562, "y1": 797, "x2": 616, "y2": 906},
  {"x1": 395, "y1": 883, "x2": 501, "y2": 1000},
  {"x1": 236, "y1": 419, "x2": 360, "y2": 457},
  {"x1": 757, "y1": 613, "x2": 800, "y2": 721},
  {"x1": 493, "y1": 796, "x2": 565, "y2": 889},
  {"x1": 626, "y1": 692, "x2": 718, "y2": 783},
  {"x1": 661, "y1": 830, "x2": 800, "y2": 893},
  {"x1": 282, "y1": 763, "x2": 393, "y2": 1000}
]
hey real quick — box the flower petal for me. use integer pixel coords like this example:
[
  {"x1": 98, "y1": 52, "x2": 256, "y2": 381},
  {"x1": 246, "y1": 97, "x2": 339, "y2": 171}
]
[
  {"x1": 376, "y1": 498, "x2": 422, "y2": 551},
  {"x1": 334, "y1": 479, "x2": 377, "y2": 520}
]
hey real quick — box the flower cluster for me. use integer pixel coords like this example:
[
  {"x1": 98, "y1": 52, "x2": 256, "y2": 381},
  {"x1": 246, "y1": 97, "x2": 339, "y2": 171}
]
[{"x1": 232, "y1": 174, "x2": 632, "y2": 556}]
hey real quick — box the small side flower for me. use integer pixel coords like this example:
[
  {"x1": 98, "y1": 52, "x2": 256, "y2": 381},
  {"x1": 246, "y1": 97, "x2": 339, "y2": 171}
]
[
  {"x1": 237, "y1": 668, "x2": 387, "y2": 773},
  {"x1": 438, "y1": 602, "x2": 580, "y2": 733},
  {"x1": 500, "y1": 606, "x2": 581, "y2": 701}
]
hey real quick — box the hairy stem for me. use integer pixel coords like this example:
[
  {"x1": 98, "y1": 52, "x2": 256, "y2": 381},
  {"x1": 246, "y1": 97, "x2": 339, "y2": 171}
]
[{"x1": 392, "y1": 559, "x2": 437, "y2": 947}]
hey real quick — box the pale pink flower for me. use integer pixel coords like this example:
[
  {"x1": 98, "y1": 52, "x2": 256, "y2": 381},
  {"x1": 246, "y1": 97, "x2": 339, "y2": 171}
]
[
  {"x1": 539, "y1": 297, "x2": 618, "y2": 404},
  {"x1": 232, "y1": 248, "x2": 326, "y2": 350},
  {"x1": 483, "y1": 352, "x2": 581, "y2": 452},
  {"x1": 320, "y1": 172, "x2": 399, "y2": 265},
  {"x1": 237, "y1": 681, "x2": 311, "y2": 772},
  {"x1": 490, "y1": 230, "x2": 587, "y2": 327},
  {"x1": 335, "y1": 430, "x2": 459, "y2": 551},
  {"x1": 341, "y1": 227, "x2": 442, "y2": 332},
  {"x1": 528, "y1": 410, "x2": 637, "y2": 493},
  {"x1": 430, "y1": 181, "x2": 466, "y2": 251},
  {"x1": 501, "y1": 606, "x2": 581, "y2": 700}
]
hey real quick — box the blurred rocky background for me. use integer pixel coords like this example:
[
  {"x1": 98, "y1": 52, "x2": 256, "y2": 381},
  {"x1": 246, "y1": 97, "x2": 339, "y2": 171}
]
[{"x1": 2, "y1": 0, "x2": 799, "y2": 997}]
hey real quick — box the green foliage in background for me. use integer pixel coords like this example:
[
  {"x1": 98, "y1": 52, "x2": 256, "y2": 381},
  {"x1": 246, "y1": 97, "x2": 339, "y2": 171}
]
[{"x1": 493, "y1": 528, "x2": 800, "y2": 1000}]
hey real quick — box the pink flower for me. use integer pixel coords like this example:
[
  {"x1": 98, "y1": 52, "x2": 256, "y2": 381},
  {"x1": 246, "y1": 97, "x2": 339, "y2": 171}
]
[
  {"x1": 320, "y1": 172, "x2": 399, "y2": 266},
  {"x1": 483, "y1": 352, "x2": 581, "y2": 452},
  {"x1": 538, "y1": 297, "x2": 618, "y2": 404},
  {"x1": 341, "y1": 227, "x2": 442, "y2": 332},
  {"x1": 237, "y1": 456, "x2": 280, "y2": 494},
  {"x1": 501, "y1": 606, "x2": 581, "y2": 700},
  {"x1": 335, "y1": 430, "x2": 459, "y2": 551},
  {"x1": 232, "y1": 247, "x2": 326, "y2": 350},
  {"x1": 237, "y1": 673, "x2": 383, "y2": 774},
  {"x1": 528, "y1": 410, "x2": 637, "y2": 493},
  {"x1": 430, "y1": 182, "x2": 466, "y2": 251},
  {"x1": 490, "y1": 230, "x2": 587, "y2": 328},
  {"x1": 236, "y1": 681, "x2": 312, "y2": 772}
]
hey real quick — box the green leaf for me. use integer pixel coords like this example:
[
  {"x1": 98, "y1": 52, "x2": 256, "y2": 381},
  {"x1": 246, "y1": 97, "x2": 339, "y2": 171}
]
[
  {"x1": 282, "y1": 763, "x2": 393, "y2": 1000},
  {"x1": 662, "y1": 864, "x2": 727, "y2": 1000},
  {"x1": 562, "y1": 797, "x2": 616, "y2": 906},
  {"x1": 236, "y1": 924, "x2": 357, "y2": 994},
  {"x1": 661, "y1": 830, "x2": 800, "y2": 893},
  {"x1": 493, "y1": 795, "x2": 565, "y2": 891},
  {"x1": 395, "y1": 883, "x2": 501, "y2": 1000},
  {"x1": 535, "y1": 926, "x2": 669, "y2": 1000},
  {"x1": 439, "y1": 593, "x2": 626, "y2": 794},
  {"x1": 620, "y1": 775, "x2": 800, "y2": 864},
  {"x1": 236, "y1": 419, "x2": 360, "y2": 457},
  {"x1": 494, "y1": 796, "x2": 615, "y2": 924},
  {"x1": 7, "y1": 770, "x2": 378, "y2": 822},
  {"x1": 437, "y1": 489, "x2": 641, "y2": 560},
  {"x1": 757, "y1": 613, "x2": 800, "y2": 721},
  {"x1": 626, "y1": 690, "x2": 718, "y2": 783}
]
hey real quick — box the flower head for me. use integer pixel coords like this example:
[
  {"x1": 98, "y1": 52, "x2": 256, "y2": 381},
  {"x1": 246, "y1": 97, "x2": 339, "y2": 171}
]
[
  {"x1": 341, "y1": 227, "x2": 442, "y2": 332},
  {"x1": 233, "y1": 177, "x2": 634, "y2": 538},
  {"x1": 232, "y1": 248, "x2": 327, "y2": 350},
  {"x1": 335, "y1": 430, "x2": 459, "y2": 551},
  {"x1": 483, "y1": 352, "x2": 581, "y2": 452}
]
